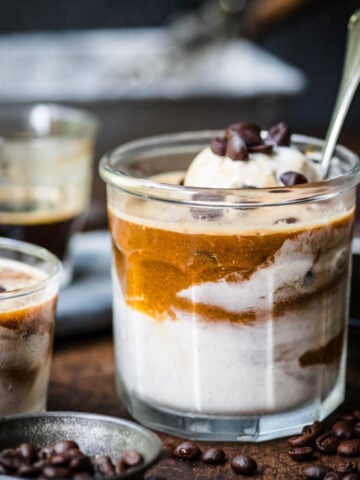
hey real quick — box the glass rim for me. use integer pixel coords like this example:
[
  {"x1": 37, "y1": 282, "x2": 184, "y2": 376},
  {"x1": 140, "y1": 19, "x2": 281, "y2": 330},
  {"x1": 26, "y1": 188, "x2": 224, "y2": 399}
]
[
  {"x1": 0, "y1": 102, "x2": 98, "y2": 141},
  {"x1": 0, "y1": 236, "x2": 62, "y2": 300},
  {"x1": 99, "y1": 130, "x2": 360, "y2": 207}
]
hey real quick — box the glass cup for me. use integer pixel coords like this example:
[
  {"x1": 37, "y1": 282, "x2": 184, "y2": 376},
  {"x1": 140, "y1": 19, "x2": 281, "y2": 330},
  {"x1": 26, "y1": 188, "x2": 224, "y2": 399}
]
[
  {"x1": 0, "y1": 103, "x2": 98, "y2": 286},
  {"x1": 100, "y1": 131, "x2": 360, "y2": 441},
  {"x1": 0, "y1": 237, "x2": 62, "y2": 415}
]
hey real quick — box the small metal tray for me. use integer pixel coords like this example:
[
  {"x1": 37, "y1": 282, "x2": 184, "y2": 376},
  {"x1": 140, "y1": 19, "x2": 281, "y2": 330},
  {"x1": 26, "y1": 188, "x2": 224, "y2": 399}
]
[{"x1": 0, "y1": 411, "x2": 162, "y2": 480}]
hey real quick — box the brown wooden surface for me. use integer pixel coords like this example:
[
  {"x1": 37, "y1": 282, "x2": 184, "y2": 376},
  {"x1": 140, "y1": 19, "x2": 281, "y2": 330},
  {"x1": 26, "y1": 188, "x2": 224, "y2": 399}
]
[{"x1": 48, "y1": 326, "x2": 360, "y2": 480}]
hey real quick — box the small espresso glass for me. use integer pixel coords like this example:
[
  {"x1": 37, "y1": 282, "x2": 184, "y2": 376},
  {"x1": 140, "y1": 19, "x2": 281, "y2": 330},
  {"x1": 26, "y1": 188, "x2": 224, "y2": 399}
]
[
  {"x1": 0, "y1": 237, "x2": 62, "y2": 415},
  {"x1": 100, "y1": 131, "x2": 360, "y2": 441},
  {"x1": 0, "y1": 103, "x2": 98, "y2": 286}
]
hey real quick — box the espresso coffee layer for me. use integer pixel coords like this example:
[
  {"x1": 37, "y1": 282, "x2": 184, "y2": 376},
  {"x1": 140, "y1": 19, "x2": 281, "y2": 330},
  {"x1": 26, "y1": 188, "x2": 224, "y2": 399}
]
[
  {"x1": 0, "y1": 213, "x2": 84, "y2": 261},
  {"x1": 110, "y1": 210, "x2": 353, "y2": 324}
]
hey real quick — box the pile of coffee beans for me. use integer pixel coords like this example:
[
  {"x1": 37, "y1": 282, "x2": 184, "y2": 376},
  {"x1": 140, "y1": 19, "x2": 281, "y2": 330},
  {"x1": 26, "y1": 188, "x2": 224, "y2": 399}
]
[
  {"x1": 0, "y1": 440, "x2": 143, "y2": 479},
  {"x1": 171, "y1": 440, "x2": 258, "y2": 476},
  {"x1": 287, "y1": 408, "x2": 360, "y2": 479}
]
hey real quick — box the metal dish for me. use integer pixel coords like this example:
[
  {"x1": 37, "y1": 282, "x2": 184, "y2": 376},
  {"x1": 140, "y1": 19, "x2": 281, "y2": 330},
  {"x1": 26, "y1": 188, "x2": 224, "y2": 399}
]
[{"x1": 0, "y1": 411, "x2": 162, "y2": 479}]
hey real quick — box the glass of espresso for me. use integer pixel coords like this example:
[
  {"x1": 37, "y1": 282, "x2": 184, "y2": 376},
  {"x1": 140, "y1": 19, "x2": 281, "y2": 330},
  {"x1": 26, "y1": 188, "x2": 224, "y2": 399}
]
[
  {"x1": 0, "y1": 104, "x2": 98, "y2": 286},
  {"x1": 100, "y1": 126, "x2": 360, "y2": 442},
  {"x1": 0, "y1": 237, "x2": 62, "y2": 415}
]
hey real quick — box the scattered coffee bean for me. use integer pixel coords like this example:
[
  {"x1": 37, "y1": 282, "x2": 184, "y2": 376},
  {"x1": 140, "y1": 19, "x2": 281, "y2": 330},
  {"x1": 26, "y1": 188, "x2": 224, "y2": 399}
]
[
  {"x1": 337, "y1": 439, "x2": 360, "y2": 456},
  {"x1": 352, "y1": 409, "x2": 360, "y2": 420},
  {"x1": 303, "y1": 464, "x2": 332, "y2": 479},
  {"x1": 335, "y1": 460, "x2": 357, "y2": 474},
  {"x1": 288, "y1": 435, "x2": 312, "y2": 448},
  {"x1": 288, "y1": 446, "x2": 314, "y2": 461},
  {"x1": 280, "y1": 171, "x2": 308, "y2": 186},
  {"x1": 230, "y1": 454, "x2": 257, "y2": 475},
  {"x1": 172, "y1": 441, "x2": 202, "y2": 461},
  {"x1": 323, "y1": 472, "x2": 340, "y2": 480},
  {"x1": 302, "y1": 420, "x2": 324, "y2": 440},
  {"x1": 315, "y1": 434, "x2": 339, "y2": 454},
  {"x1": 202, "y1": 447, "x2": 226, "y2": 464},
  {"x1": 353, "y1": 422, "x2": 360, "y2": 437},
  {"x1": 332, "y1": 421, "x2": 354, "y2": 440},
  {"x1": 342, "y1": 474, "x2": 360, "y2": 480}
]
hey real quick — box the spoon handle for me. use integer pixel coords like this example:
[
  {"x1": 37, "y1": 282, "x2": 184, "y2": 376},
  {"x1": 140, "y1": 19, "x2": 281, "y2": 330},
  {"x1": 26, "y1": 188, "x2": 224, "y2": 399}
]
[{"x1": 321, "y1": 10, "x2": 360, "y2": 178}]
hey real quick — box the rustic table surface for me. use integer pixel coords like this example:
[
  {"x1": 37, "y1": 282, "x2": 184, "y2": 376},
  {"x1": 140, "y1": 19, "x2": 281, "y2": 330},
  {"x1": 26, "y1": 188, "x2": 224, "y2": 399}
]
[{"x1": 48, "y1": 325, "x2": 360, "y2": 480}]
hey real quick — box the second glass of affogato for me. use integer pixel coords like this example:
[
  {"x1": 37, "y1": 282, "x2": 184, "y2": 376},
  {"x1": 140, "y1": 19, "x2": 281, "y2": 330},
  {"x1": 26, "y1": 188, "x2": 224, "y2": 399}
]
[{"x1": 100, "y1": 122, "x2": 360, "y2": 441}]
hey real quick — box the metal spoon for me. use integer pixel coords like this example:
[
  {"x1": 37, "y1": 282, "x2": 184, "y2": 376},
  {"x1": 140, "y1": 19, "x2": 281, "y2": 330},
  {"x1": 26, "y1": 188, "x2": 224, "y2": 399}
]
[{"x1": 321, "y1": 10, "x2": 360, "y2": 178}]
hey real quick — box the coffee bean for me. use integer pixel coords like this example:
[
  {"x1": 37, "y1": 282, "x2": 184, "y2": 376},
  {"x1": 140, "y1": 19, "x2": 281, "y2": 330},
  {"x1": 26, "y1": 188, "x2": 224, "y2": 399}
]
[
  {"x1": 50, "y1": 453, "x2": 71, "y2": 466},
  {"x1": 17, "y1": 465, "x2": 41, "y2": 478},
  {"x1": 303, "y1": 464, "x2": 332, "y2": 479},
  {"x1": 315, "y1": 434, "x2": 339, "y2": 454},
  {"x1": 0, "y1": 450, "x2": 23, "y2": 471},
  {"x1": 352, "y1": 409, "x2": 360, "y2": 420},
  {"x1": 280, "y1": 171, "x2": 308, "y2": 186},
  {"x1": 42, "y1": 465, "x2": 72, "y2": 478},
  {"x1": 72, "y1": 455, "x2": 93, "y2": 472},
  {"x1": 302, "y1": 420, "x2": 324, "y2": 440},
  {"x1": 92, "y1": 455, "x2": 115, "y2": 476},
  {"x1": 19, "y1": 443, "x2": 38, "y2": 461},
  {"x1": 115, "y1": 460, "x2": 127, "y2": 474},
  {"x1": 354, "y1": 421, "x2": 360, "y2": 437},
  {"x1": 121, "y1": 449, "x2": 143, "y2": 468},
  {"x1": 230, "y1": 454, "x2": 257, "y2": 475},
  {"x1": 226, "y1": 122, "x2": 262, "y2": 146},
  {"x1": 172, "y1": 441, "x2": 201, "y2": 461},
  {"x1": 342, "y1": 474, "x2": 360, "y2": 480},
  {"x1": 337, "y1": 439, "x2": 360, "y2": 456},
  {"x1": 53, "y1": 441, "x2": 80, "y2": 455},
  {"x1": 288, "y1": 446, "x2": 314, "y2": 461},
  {"x1": 335, "y1": 460, "x2": 357, "y2": 474},
  {"x1": 211, "y1": 137, "x2": 227, "y2": 156},
  {"x1": 323, "y1": 473, "x2": 340, "y2": 480},
  {"x1": 288, "y1": 435, "x2": 312, "y2": 448},
  {"x1": 332, "y1": 421, "x2": 354, "y2": 439},
  {"x1": 202, "y1": 447, "x2": 226, "y2": 464},
  {"x1": 248, "y1": 143, "x2": 273, "y2": 154},
  {"x1": 226, "y1": 132, "x2": 249, "y2": 161},
  {"x1": 266, "y1": 121, "x2": 291, "y2": 146}
]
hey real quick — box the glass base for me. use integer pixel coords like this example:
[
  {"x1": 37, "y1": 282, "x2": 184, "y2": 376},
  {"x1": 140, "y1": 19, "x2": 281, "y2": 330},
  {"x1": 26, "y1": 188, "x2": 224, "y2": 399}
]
[{"x1": 118, "y1": 379, "x2": 344, "y2": 442}]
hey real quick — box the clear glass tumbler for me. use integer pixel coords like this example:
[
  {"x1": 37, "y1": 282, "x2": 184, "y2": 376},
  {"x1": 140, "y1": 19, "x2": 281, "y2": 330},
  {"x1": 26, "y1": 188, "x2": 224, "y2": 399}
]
[
  {"x1": 0, "y1": 103, "x2": 98, "y2": 286},
  {"x1": 100, "y1": 131, "x2": 360, "y2": 441},
  {"x1": 0, "y1": 237, "x2": 62, "y2": 415}
]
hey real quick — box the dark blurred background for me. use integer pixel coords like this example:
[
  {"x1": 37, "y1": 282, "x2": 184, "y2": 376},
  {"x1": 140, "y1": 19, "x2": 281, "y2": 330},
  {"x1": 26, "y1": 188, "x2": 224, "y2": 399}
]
[{"x1": 0, "y1": 0, "x2": 359, "y2": 223}]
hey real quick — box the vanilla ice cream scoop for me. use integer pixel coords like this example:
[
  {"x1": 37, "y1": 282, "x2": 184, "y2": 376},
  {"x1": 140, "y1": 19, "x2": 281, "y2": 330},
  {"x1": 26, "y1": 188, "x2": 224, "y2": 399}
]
[{"x1": 183, "y1": 122, "x2": 321, "y2": 188}]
